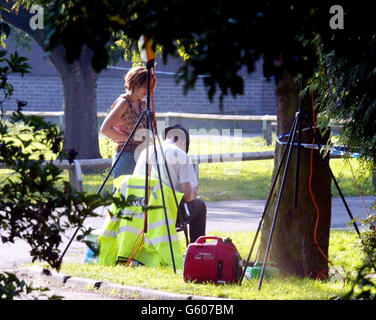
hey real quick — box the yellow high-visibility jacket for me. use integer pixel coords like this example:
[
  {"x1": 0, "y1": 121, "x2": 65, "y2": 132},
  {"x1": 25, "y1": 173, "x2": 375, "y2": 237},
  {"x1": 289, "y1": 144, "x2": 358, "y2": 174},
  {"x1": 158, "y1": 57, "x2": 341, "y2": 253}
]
[{"x1": 98, "y1": 175, "x2": 184, "y2": 269}]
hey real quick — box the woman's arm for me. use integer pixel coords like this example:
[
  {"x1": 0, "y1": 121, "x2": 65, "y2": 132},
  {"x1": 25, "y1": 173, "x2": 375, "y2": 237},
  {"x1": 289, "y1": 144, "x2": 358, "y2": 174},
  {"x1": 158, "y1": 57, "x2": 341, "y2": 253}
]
[{"x1": 100, "y1": 99, "x2": 129, "y2": 144}]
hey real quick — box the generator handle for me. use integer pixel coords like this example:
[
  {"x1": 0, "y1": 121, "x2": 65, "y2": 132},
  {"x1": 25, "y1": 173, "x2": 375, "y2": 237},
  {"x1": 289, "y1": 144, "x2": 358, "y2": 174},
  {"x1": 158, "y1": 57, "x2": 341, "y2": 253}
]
[{"x1": 195, "y1": 236, "x2": 223, "y2": 244}]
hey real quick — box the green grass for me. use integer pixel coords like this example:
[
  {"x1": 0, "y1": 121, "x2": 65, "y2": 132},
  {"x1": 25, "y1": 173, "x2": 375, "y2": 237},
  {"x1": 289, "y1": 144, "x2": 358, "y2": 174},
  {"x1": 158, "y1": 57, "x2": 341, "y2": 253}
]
[
  {"x1": 198, "y1": 157, "x2": 375, "y2": 201},
  {"x1": 55, "y1": 230, "x2": 363, "y2": 300},
  {"x1": 97, "y1": 135, "x2": 376, "y2": 201},
  {"x1": 2, "y1": 134, "x2": 374, "y2": 200},
  {"x1": 99, "y1": 135, "x2": 372, "y2": 201}
]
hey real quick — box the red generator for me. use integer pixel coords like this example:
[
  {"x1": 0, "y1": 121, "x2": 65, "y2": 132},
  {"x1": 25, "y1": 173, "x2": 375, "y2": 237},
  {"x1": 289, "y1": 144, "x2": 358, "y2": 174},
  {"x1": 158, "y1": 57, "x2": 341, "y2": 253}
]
[{"x1": 183, "y1": 236, "x2": 242, "y2": 284}]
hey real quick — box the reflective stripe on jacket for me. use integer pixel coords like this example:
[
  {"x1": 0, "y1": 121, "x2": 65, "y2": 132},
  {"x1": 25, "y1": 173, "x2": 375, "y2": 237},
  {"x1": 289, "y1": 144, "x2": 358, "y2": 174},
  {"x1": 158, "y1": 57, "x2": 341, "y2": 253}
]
[{"x1": 98, "y1": 175, "x2": 184, "y2": 269}]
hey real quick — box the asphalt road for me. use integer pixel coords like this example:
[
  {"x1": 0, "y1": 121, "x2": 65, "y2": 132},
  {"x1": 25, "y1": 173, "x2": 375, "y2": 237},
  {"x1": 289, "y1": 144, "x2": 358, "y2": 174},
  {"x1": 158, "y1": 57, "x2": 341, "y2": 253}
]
[{"x1": 205, "y1": 196, "x2": 375, "y2": 232}]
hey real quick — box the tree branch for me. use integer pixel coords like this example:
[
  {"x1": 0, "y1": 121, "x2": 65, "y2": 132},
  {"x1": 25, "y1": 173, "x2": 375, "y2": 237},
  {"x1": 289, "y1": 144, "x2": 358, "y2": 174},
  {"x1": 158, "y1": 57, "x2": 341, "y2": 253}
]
[
  {"x1": 0, "y1": 1, "x2": 45, "y2": 46},
  {"x1": 0, "y1": 1, "x2": 68, "y2": 74}
]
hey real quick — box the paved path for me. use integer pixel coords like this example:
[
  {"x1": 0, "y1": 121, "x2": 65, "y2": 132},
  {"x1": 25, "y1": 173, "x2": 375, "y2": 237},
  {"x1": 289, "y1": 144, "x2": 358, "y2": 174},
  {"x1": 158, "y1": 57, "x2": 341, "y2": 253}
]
[
  {"x1": 205, "y1": 196, "x2": 375, "y2": 232},
  {"x1": 1, "y1": 196, "x2": 374, "y2": 271}
]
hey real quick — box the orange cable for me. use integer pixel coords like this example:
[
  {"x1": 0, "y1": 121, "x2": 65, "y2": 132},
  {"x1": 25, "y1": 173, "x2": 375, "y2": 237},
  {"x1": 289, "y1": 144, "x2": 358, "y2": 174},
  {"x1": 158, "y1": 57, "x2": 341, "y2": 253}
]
[
  {"x1": 126, "y1": 229, "x2": 144, "y2": 266},
  {"x1": 151, "y1": 69, "x2": 157, "y2": 133},
  {"x1": 126, "y1": 182, "x2": 153, "y2": 267},
  {"x1": 127, "y1": 69, "x2": 157, "y2": 266},
  {"x1": 309, "y1": 91, "x2": 345, "y2": 283},
  {"x1": 126, "y1": 167, "x2": 153, "y2": 267},
  {"x1": 308, "y1": 107, "x2": 330, "y2": 265}
]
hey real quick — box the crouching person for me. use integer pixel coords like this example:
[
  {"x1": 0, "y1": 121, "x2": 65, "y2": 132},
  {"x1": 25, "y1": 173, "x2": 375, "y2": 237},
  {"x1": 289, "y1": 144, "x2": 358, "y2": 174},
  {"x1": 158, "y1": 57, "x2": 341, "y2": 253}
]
[
  {"x1": 97, "y1": 125, "x2": 206, "y2": 268},
  {"x1": 98, "y1": 173, "x2": 184, "y2": 268},
  {"x1": 133, "y1": 125, "x2": 207, "y2": 243}
]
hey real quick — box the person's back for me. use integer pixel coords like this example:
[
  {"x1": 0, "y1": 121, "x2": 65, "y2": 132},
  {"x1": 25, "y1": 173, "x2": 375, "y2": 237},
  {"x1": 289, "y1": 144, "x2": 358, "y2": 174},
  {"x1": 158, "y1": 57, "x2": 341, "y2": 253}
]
[
  {"x1": 134, "y1": 139, "x2": 198, "y2": 194},
  {"x1": 133, "y1": 125, "x2": 206, "y2": 243}
]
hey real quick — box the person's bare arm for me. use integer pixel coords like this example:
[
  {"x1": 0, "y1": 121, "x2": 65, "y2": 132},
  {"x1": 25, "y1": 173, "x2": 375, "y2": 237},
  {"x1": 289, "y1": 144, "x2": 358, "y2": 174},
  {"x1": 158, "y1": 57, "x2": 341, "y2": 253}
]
[
  {"x1": 180, "y1": 182, "x2": 197, "y2": 202},
  {"x1": 100, "y1": 99, "x2": 129, "y2": 143}
]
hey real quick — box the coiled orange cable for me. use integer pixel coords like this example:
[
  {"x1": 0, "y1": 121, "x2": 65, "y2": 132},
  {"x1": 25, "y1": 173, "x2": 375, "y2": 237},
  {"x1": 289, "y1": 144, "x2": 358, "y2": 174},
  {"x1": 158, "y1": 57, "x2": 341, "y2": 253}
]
[
  {"x1": 309, "y1": 91, "x2": 344, "y2": 283},
  {"x1": 127, "y1": 73, "x2": 157, "y2": 266},
  {"x1": 309, "y1": 91, "x2": 330, "y2": 265}
]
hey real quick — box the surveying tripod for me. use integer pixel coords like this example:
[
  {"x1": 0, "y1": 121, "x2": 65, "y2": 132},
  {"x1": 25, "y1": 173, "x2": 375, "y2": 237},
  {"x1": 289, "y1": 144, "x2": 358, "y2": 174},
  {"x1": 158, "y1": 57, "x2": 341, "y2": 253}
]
[
  {"x1": 59, "y1": 59, "x2": 189, "y2": 274},
  {"x1": 239, "y1": 79, "x2": 364, "y2": 289}
]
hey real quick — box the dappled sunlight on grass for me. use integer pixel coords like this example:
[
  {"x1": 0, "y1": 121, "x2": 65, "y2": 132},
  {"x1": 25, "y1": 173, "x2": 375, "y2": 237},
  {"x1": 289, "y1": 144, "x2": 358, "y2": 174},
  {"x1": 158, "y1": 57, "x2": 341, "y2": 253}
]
[
  {"x1": 1, "y1": 135, "x2": 373, "y2": 201},
  {"x1": 56, "y1": 230, "x2": 361, "y2": 300}
]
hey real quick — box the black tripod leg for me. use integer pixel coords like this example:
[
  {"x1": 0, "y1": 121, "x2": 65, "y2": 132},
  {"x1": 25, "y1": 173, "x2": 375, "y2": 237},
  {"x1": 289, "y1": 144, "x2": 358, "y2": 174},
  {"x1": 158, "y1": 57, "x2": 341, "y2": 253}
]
[
  {"x1": 239, "y1": 116, "x2": 298, "y2": 285},
  {"x1": 258, "y1": 114, "x2": 299, "y2": 290},
  {"x1": 58, "y1": 110, "x2": 148, "y2": 265},
  {"x1": 148, "y1": 113, "x2": 177, "y2": 273},
  {"x1": 98, "y1": 110, "x2": 148, "y2": 195},
  {"x1": 330, "y1": 168, "x2": 361, "y2": 235},
  {"x1": 294, "y1": 112, "x2": 302, "y2": 208},
  {"x1": 295, "y1": 78, "x2": 304, "y2": 208},
  {"x1": 155, "y1": 133, "x2": 190, "y2": 246},
  {"x1": 144, "y1": 117, "x2": 150, "y2": 234},
  {"x1": 144, "y1": 64, "x2": 153, "y2": 234},
  {"x1": 304, "y1": 117, "x2": 362, "y2": 236},
  {"x1": 305, "y1": 117, "x2": 376, "y2": 273}
]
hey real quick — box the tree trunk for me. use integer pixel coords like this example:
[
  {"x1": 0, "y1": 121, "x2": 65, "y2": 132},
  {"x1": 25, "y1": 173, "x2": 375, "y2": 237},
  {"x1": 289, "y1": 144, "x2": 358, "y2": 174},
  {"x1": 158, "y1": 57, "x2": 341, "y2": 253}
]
[
  {"x1": 257, "y1": 70, "x2": 332, "y2": 279},
  {"x1": 2, "y1": 5, "x2": 101, "y2": 159},
  {"x1": 51, "y1": 46, "x2": 101, "y2": 159}
]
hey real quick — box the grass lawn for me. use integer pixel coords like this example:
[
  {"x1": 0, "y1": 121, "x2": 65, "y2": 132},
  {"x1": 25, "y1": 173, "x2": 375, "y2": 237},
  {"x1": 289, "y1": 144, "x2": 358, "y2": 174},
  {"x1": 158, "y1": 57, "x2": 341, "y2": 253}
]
[
  {"x1": 1, "y1": 134, "x2": 374, "y2": 200},
  {"x1": 90, "y1": 135, "x2": 375, "y2": 201},
  {"x1": 56, "y1": 230, "x2": 364, "y2": 300}
]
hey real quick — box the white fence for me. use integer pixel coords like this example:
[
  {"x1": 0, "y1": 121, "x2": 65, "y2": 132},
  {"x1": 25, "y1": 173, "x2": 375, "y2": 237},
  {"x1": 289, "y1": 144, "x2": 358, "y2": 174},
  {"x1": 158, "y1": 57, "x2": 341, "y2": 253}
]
[
  {"x1": 3, "y1": 111, "x2": 370, "y2": 192},
  {"x1": 41, "y1": 150, "x2": 347, "y2": 192},
  {"x1": 3, "y1": 111, "x2": 277, "y2": 145}
]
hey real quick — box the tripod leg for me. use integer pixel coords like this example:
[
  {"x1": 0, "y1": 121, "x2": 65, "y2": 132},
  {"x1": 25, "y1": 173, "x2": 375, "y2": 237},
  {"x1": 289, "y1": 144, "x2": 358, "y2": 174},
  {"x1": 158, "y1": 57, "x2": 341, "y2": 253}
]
[
  {"x1": 59, "y1": 110, "x2": 148, "y2": 265},
  {"x1": 295, "y1": 78, "x2": 304, "y2": 208},
  {"x1": 239, "y1": 116, "x2": 298, "y2": 285},
  {"x1": 294, "y1": 112, "x2": 302, "y2": 208},
  {"x1": 258, "y1": 114, "x2": 299, "y2": 290},
  {"x1": 144, "y1": 118, "x2": 151, "y2": 233},
  {"x1": 304, "y1": 117, "x2": 362, "y2": 236},
  {"x1": 305, "y1": 116, "x2": 376, "y2": 273},
  {"x1": 330, "y1": 168, "x2": 361, "y2": 235},
  {"x1": 148, "y1": 113, "x2": 177, "y2": 273},
  {"x1": 97, "y1": 110, "x2": 148, "y2": 195},
  {"x1": 143, "y1": 60, "x2": 155, "y2": 233},
  {"x1": 155, "y1": 133, "x2": 190, "y2": 246}
]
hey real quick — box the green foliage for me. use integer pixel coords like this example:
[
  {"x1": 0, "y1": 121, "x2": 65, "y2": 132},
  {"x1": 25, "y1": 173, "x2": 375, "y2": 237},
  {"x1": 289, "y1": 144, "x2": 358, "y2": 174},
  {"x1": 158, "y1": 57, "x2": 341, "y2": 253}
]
[
  {"x1": 344, "y1": 218, "x2": 376, "y2": 300},
  {"x1": 0, "y1": 107, "x2": 132, "y2": 297},
  {"x1": 7, "y1": 24, "x2": 33, "y2": 52},
  {"x1": 38, "y1": 1, "x2": 327, "y2": 102},
  {"x1": 0, "y1": 30, "x2": 31, "y2": 101},
  {"x1": 305, "y1": 11, "x2": 376, "y2": 293},
  {"x1": 0, "y1": 16, "x2": 132, "y2": 299},
  {"x1": 0, "y1": 272, "x2": 35, "y2": 300},
  {"x1": 109, "y1": 31, "x2": 163, "y2": 67},
  {"x1": 33, "y1": 1, "x2": 376, "y2": 155},
  {"x1": 309, "y1": 31, "x2": 376, "y2": 168}
]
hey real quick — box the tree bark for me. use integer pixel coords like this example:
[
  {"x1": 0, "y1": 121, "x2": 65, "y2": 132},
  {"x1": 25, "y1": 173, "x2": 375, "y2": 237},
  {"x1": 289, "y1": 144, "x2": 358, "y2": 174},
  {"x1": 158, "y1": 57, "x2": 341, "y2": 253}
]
[
  {"x1": 1, "y1": 3, "x2": 101, "y2": 159},
  {"x1": 257, "y1": 70, "x2": 332, "y2": 279},
  {"x1": 50, "y1": 45, "x2": 100, "y2": 159}
]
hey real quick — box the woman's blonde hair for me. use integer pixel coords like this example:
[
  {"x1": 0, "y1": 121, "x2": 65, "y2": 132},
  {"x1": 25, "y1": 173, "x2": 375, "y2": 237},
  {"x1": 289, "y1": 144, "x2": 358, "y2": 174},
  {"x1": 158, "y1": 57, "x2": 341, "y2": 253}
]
[
  {"x1": 124, "y1": 66, "x2": 156, "y2": 92},
  {"x1": 124, "y1": 67, "x2": 147, "y2": 92}
]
